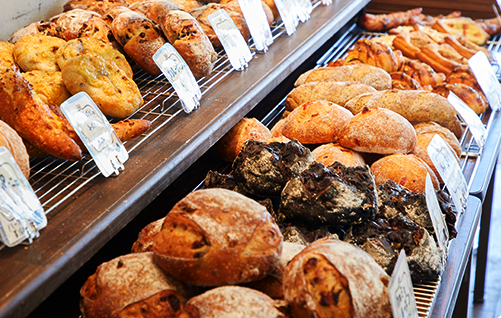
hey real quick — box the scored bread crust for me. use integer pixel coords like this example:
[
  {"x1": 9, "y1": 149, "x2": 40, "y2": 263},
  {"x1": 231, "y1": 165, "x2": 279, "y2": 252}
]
[
  {"x1": 283, "y1": 237, "x2": 392, "y2": 318},
  {"x1": 153, "y1": 188, "x2": 283, "y2": 286}
]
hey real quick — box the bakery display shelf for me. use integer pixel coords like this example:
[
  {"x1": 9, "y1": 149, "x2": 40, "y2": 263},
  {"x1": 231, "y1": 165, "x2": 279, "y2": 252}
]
[{"x1": 0, "y1": 1, "x2": 371, "y2": 318}]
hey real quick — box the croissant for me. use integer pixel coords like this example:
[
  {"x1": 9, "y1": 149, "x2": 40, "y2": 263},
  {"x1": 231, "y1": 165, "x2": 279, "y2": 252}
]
[
  {"x1": 358, "y1": 8, "x2": 423, "y2": 31},
  {"x1": 391, "y1": 72, "x2": 423, "y2": 90},
  {"x1": 446, "y1": 65, "x2": 482, "y2": 93},
  {"x1": 475, "y1": 17, "x2": 501, "y2": 35},
  {"x1": 400, "y1": 58, "x2": 446, "y2": 88},
  {"x1": 344, "y1": 39, "x2": 404, "y2": 73},
  {"x1": 432, "y1": 83, "x2": 488, "y2": 114}
]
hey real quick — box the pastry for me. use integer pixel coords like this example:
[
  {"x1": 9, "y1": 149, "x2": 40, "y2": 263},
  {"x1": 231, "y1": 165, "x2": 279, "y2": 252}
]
[
  {"x1": 13, "y1": 34, "x2": 66, "y2": 72},
  {"x1": 432, "y1": 17, "x2": 490, "y2": 46},
  {"x1": 343, "y1": 39, "x2": 404, "y2": 73},
  {"x1": 358, "y1": 7, "x2": 423, "y2": 31},
  {"x1": 391, "y1": 72, "x2": 423, "y2": 90}
]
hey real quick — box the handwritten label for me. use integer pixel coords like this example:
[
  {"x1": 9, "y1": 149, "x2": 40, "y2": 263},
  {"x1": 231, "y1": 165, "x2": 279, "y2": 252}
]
[
  {"x1": 274, "y1": 0, "x2": 298, "y2": 36},
  {"x1": 0, "y1": 147, "x2": 45, "y2": 247},
  {"x1": 448, "y1": 92, "x2": 486, "y2": 149},
  {"x1": 153, "y1": 43, "x2": 202, "y2": 113},
  {"x1": 389, "y1": 250, "x2": 419, "y2": 318},
  {"x1": 425, "y1": 173, "x2": 449, "y2": 252},
  {"x1": 238, "y1": 0, "x2": 273, "y2": 52},
  {"x1": 208, "y1": 9, "x2": 252, "y2": 71},
  {"x1": 468, "y1": 51, "x2": 501, "y2": 111},
  {"x1": 427, "y1": 135, "x2": 468, "y2": 216},
  {"x1": 61, "y1": 92, "x2": 128, "y2": 178}
]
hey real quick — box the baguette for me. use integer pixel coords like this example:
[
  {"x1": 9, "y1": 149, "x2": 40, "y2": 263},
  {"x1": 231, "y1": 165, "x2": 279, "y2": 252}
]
[
  {"x1": 344, "y1": 90, "x2": 463, "y2": 138},
  {"x1": 295, "y1": 64, "x2": 392, "y2": 91}
]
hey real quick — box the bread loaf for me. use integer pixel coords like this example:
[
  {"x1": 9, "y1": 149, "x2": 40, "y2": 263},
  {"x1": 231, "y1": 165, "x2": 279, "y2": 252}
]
[
  {"x1": 63, "y1": 0, "x2": 129, "y2": 15},
  {"x1": 371, "y1": 153, "x2": 439, "y2": 193},
  {"x1": 214, "y1": 117, "x2": 272, "y2": 162},
  {"x1": 0, "y1": 120, "x2": 30, "y2": 178},
  {"x1": 177, "y1": 286, "x2": 286, "y2": 318},
  {"x1": 153, "y1": 188, "x2": 283, "y2": 286},
  {"x1": 132, "y1": 218, "x2": 165, "y2": 253},
  {"x1": 294, "y1": 64, "x2": 392, "y2": 91},
  {"x1": 413, "y1": 121, "x2": 461, "y2": 156},
  {"x1": 344, "y1": 89, "x2": 463, "y2": 138},
  {"x1": 312, "y1": 143, "x2": 365, "y2": 167},
  {"x1": 13, "y1": 34, "x2": 66, "y2": 72},
  {"x1": 338, "y1": 107, "x2": 417, "y2": 155},
  {"x1": 56, "y1": 9, "x2": 115, "y2": 45},
  {"x1": 128, "y1": 0, "x2": 180, "y2": 17},
  {"x1": 283, "y1": 237, "x2": 392, "y2": 318},
  {"x1": 285, "y1": 81, "x2": 377, "y2": 111},
  {"x1": 21, "y1": 71, "x2": 71, "y2": 106},
  {"x1": 281, "y1": 100, "x2": 353, "y2": 144},
  {"x1": 9, "y1": 21, "x2": 60, "y2": 44},
  {"x1": 80, "y1": 252, "x2": 190, "y2": 318},
  {"x1": 0, "y1": 41, "x2": 18, "y2": 69}
]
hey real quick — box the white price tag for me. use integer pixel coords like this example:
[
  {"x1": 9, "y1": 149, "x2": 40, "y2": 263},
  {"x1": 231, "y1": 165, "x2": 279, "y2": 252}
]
[
  {"x1": 427, "y1": 135, "x2": 468, "y2": 216},
  {"x1": 274, "y1": 0, "x2": 298, "y2": 36},
  {"x1": 238, "y1": 0, "x2": 273, "y2": 52},
  {"x1": 389, "y1": 250, "x2": 419, "y2": 318},
  {"x1": 448, "y1": 92, "x2": 486, "y2": 148},
  {"x1": 61, "y1": 92, "x2": 128, "y2": 178},
  {"x1": 294, "y1": 0, "x2": 312, "y2": 22},
  {"x1": 0, "y1": 147, "x2": 46, "y2": 247},
  {"x1": 468, "y1": 51, "x2": 501, "y2": 111},
  {"x1": 153, "y1": 43, "x2": 202, "y2": 113},
  {"x1": 425, "y1": 173, "x2": 449, "y2": 252},
  {"x1": 208, "y1": 9, "x2": 252, "y2": 71}
]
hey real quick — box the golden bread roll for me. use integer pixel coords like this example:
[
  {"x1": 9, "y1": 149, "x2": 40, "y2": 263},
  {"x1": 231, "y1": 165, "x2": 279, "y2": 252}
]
[
  {"x1": 413, "y1": 121, "x2": 461, "y2": 156},
  {"x1": 214, "y1": 117, "x2": 272, "y2": 162},
  {"x1": 270, "y1": 118, "x2": 286, "y2": 138},
  {"x1": 285, "y1": 81, "x2": 377, "y2": 111},
  {"x1": 344, "y1": 89, "x2": 463, "y2": 138},
  {"x1": 80, "y1": 252, "x2": 190, "y2": 318},
  {"x1": 312, "y1": 143, "x2": 366, "y2": 167},
  {"x1": 61, "y1": 54, "x2": 143, "y2": 118},
  {"x1": 371, "y1": 153, "x2": 439, "y2": 193},
  {"x1": 63, "y1": 0, "x2": 129, "y2": 15},
  {"x1": 281, "y1": 100, "x2": 353, "y2": 144},
  {"x1": 283, "y1": 237, "x2": 392, "y2": 318},
  {"x1": 0, "y1": 41, "x2": 17, "y2": 69},
  {"x1": 0, "y1": 61, "x2": 82, "y2": 161},
  {"x1": 294, "y1": 64, "x2": 392, "y2": 91},
  {"x1": 22, "y1": 71, "x2": 71, "y2": 106},
  {"x1": 56, "y1": 37, "x2": 133, "y2": 79},
  {"x1": 128, "y1": 0, "x2": 180, "y2": 18},
  {"x1": 111, "y1": 119, "x2": 151, "y2": 143},
  {"x1": 338, "y1": 107, "x2": 417, "y2": 155},
  {"x1": 177, "y1": 286, "x2": 285, "y2": 317},
  {"x1": 56, "y1": 9, "x2": 114, "y2": 44},
  {"x1": 432, "y1": 17, "x2": 489, "y2": 46},
  {"x1": 0, "y1": 120, "x2": 30, "y2": 178},
  {"x1": 189, "y1": 4, "x2": 250, "y2": 48},
  {"x1": 13, "y1": 34, "x2": 66, "y2": 72},
  {"x1": 153, "y1": 188, "x2": 283, "y2": 286},
  {"x1": 264, "y1": 136, "x2": 290, "y2": 143}
]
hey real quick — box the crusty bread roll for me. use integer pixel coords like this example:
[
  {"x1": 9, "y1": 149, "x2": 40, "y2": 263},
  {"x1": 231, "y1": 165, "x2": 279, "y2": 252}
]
[
  {"x1": 270, "y1": 118, "x2": 286, "y2": 138},
  {"x1": 128, "y1": 0, "x2": 180, "y2": 17},
  {"x1": 63, "y1": 0, "x2": 129, "y2": 15},
  {"x1": 13, "y1": 34, "x2": 66, "y2": 72},
  {"x1": 283, "y1": 237, "x2": 392, "y2": 318},
  {"x1": 371, "y1": 153, "x2": 439, "y2": 193},
  {"x1": 285, "y1": 81, "x2": 377, "y2": 111},
  {"x1": 294, "y1": 64, "x2": 392, "y2": 91},
  {"x1": 153, "y1": 188, "x2": 283, "y2": 286},
  {"x1": 8, "y1": 21, "x2": 60, "y2": 44},
  {"x1": 344, "y1": 89, "x2": 463, "y2": 138},
  {"x1": 22, "y1": 71, "x2": 71, "y2": 106},
  {"x1": 80, "y1": 252, "x2": 191, "y2": 318},
  {"x1": 281, "y1": 100, "x2": 353, "y2": 144},
  {"x1": 56, "y1": 9, "x2": 115, "y2": 45},
  {"x1": 214, "y1": 117, "x2": 272, "y2": 162},
  {"x1": 312, "y1": 143, "x2": 365, "y2": 167},
  {"x1": 132, "y1": 217, "x2": 165, "y2": 253},
  {"x1": 413, "y1": 121, "x2": 461, "y2": 156},
  {"x1": 0, "y1": 120, "x2": 30, "y2": 178},
  {"x1": 338, "y1": 107, "x2": 417, "y2": 155},
  {"x1": 177, "y1": 286, "x2": 285, "y2": 318}
]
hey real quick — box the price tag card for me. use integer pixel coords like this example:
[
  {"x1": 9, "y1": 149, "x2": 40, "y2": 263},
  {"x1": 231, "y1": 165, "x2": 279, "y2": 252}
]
[
  {"x1": 0, "y1": 147, "x2": 46, "y2": 247},
  {"x1": 389, "y1": 250, "x2": 419, "y2": 318},
  {"x1": 274, "y1": 0, "x2": 298, "y2": 36},
  {"x1": 448, "y1": 92, "x2": 486, "y2": 149},
  {"x1": 238, "y1": 0, "x2": 273, "y2": 52},
  {"x1": 468, "y1": 51, "x2": 501, "y2": 111},
  {"x1": 425, "y1": 173, "x2": 449, "y2": 252},
  {"x1": 61, "y1": 92, "x2": 128, "y2": 178},
  {"x1": 208, "y1": 9, "x2": 252, "y2": 71},
  {"x1": 294, "y1": 0, "x2": 313, "y2": 22},
  {"x1": 427, "y1": 135, "x2": 468, "y2": 215},
  {"x1": 153, "y1": 43, "x2": 202, "y2": 113}
]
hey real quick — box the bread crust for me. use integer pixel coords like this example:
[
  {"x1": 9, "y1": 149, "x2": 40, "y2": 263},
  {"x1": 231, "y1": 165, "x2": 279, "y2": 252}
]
[
  {"x1": 0, "y1": 120, "x2": 30, "y2": 178},
  {"x1": 13, "y1": 34, "x2": 66, "y2": 72},
  {"x1": 153, "y1": 188, "x2": 283, "y2": 286},
  {"x1": 63, "y1": 0, "x2": 129, "y2": 15},
  {"x1": 22, "y1": 71, "x2": 71, "y2": 106},
  {"x1": 312, "y1": 143, "x2": 365, "y2": 167}
]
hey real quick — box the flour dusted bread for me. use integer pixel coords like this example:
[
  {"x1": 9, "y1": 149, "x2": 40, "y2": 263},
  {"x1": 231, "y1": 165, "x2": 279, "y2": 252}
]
[
  {"x1": 177, "y1": 286, "x2": 285, "y2": 318},
  {"x1": 152, "y1": 188, "x2": 283, "y2": 286},
  {"x1": 0, "y1": 120, "x2": 30, "y2": 178},
  {"x1": 282, "y1": 100, "x2": 353, "y2": 144},
  {"x1": 80, "y1": 252, "x2": 190, "y2": 318},
  {"x1": 214, "y1": 117, "x2": 272, "y2": 162},
  {"x1": 56, "y1": 9, "x2": 115, "y2": 45},
  {"x1": 413, "y1": 121, "x2": 461, "y2": 156},
  {"x1": 311, "y1": 143, "x2": 365, "y2": 167},
  {"x1": 294, "y1": 64, "x2": 392, "y2": 91},
  {"x1": 13, "y1": 34, "x2": 66, "y2": 72},
  {"x1": 132, "y1": 218, "x2": 165, "y2": 253},
  {"x1": 338, "y1": 107, "x2": 416, "y2": 154},
  {"x1": 63, "y1": 0, "x2": 129, "y2": 15},
  {"x1": 283, "y1": 237, "x2": 392, "y2": 318}
]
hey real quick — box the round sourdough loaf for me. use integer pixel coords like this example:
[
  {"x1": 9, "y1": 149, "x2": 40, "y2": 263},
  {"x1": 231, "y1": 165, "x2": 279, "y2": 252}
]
[
  {"x1": 0, "y1": 120, "x2": 30, "y2": 178},
  {"x1": 338, "y1": 107, "x2": 416, "y2": 154},
  {"x1": 281, "y1": 100, "x2": 353, "y2": 144},
  {"x1": 283, "y1": 237, "x2": 392, "y2": 318},
  {"x1": 131, "y1": 217, "x2": 165, "y2": 253},
  {"x1": 371, "y1": 153, "x2": 439, "y2": 193},
  {"x1": 80, "y1": 252, "x2": 190, "y2": 318},
  {"x1": 312, "y1": 143, "x2": 365, "y2": 167},
  {"x1": 153, "y1": 188, "x2": 283, "y2": 286},
  {"x1": 177, "y1": 286, "x2": 286, "y2": 318}
]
